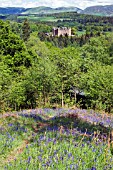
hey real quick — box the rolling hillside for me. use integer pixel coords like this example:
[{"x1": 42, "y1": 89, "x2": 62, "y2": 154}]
[
  {"x1": 0, "y1": 6, "x2": 82, "y2": 15},
  {"x1": 0, "y1": 7, "x2": 27, "y2": 14},
  {"x1": 22, "y1": 6, "x2": 82, "y2": 14},
  {"x1": 81, "y1": 5, "x2": 113, "y2": 16},
  {"x1": 1, "y1": 5, "x2": 113, "y2": 17}
]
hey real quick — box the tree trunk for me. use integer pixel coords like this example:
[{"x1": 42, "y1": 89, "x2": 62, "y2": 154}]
[
  {"x1": 61, "y1": 82, "x2": 64, "y2": 107},
  {"x1": 15, "y1": 103, "x2": 17, "y2": 111},
  {"x1": 74, "y1": 92, "x2": 76, "y2": 107}
]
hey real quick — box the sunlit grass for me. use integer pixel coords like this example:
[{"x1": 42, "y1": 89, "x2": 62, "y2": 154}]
[{"x1": 17, "y1": 16, "x2": 59, "y2": 22}]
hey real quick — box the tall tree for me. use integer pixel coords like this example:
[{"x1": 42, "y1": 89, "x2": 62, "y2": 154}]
[
  {"x1": 82, "y1": 35, "x2": 112, "y2": 65},
  {"x1": 0, "y1": 59, "x2": 12, "y2": 111},
  {"x1": 80, "y1": 62, "x2": 113, "y2": 112},
  {"x1": 22, "y1": 19, "x2": 31, "y2": 41},
  {"x1": 50, "y1": 46, "x2": 82, "y2": 107}
]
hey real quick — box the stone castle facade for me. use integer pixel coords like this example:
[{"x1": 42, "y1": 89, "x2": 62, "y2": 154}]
[{"x1": 52, "y1": 27, "x2": 71, "y2": 36}]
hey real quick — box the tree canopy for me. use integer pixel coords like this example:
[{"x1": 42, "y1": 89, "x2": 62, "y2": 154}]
[{"x1": 1, "y1": 19, "x2": 113, "y2": 112}]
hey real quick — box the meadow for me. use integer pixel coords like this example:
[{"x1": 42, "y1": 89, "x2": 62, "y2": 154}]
[
  {"x1": 17, "y1": 15, "x2": 60, "y2": 22},
  {"x1": 1, "y1": 108, "x2": 113, "y2": 170}
]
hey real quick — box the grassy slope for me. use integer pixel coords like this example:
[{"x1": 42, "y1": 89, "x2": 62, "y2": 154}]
[
  {"x1": 22, "y1": 6, "x2": 80, "y2": 15},
  {"x1": 0, "y1": 110, "x2": 113, "y2": 169}
]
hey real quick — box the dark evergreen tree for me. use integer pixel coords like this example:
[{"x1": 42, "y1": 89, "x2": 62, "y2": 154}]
[{"x1": 22, "y1": 19, "x2": 31, "y2": 41}]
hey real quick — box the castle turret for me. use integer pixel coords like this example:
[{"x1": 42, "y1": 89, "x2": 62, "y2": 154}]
[{"x1": 52, "y1": 27, "x2": 71, "y2": 36}]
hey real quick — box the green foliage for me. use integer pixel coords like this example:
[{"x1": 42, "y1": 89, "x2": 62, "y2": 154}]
[
  {"x1": 0, "y1": 60, "x2": 12, "y2": 111},
  {"x1": 0, "y1": 20, "x2": 31, "y2": 69},
  {"x1": 82, "y1": 35, "x2": 113, "y2": 65},
  {"x1": 8, "y1": 80, "x2": 26, "y2": 110},
  {"x1": 80, "y1": 62, "x2": 113, "y2": 111},
  {"x1": 1, "y1": 17, "x2": 113, "y2": 112}
]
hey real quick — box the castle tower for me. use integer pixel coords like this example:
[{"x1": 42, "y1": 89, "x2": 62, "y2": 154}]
[{"x1": 53, "y1": 27, "x2": 71, "y2": 36}]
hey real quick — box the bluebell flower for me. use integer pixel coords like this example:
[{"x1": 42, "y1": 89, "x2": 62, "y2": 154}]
[
  {"x1": 27, "y1": 156, "x2": 31, "y2": 164},
  {"x1": 38, "y1": 156, "x2": 42, "y2": 161},
  {"x1": 70, "y1": 164, "x2": 73, "y2": 169},
  {"x1": 91, "y1": 167, "x2": 96, "y2": 170},
  {"x1": 8, "y1": 123, "x2": 13, "y2": 127},
  {"x1": 68, "y1": 153, "x2": 72, "y2": 158}
]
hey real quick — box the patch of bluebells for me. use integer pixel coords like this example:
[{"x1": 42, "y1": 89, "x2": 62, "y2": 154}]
[
  {"x1": 13, "y1": 108, "x2": 113, "y2": 130},
  {"x1": 1, "y1": 108, "x2": 113, "y2": 169},
  {"x1": 3, "y1": 108, "x2": 113, "y2": 129},
  {"x1": 2, "y1": 131, "x2": 113, "y2": 169}
]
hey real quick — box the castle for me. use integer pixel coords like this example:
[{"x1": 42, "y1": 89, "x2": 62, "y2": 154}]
[{"x1": 52, "y1": 27, "x2": 71, "y2": 36}]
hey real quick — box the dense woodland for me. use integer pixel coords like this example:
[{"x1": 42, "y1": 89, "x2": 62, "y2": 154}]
[{"x1": 1, "y1": 12, "x2": 113, "y2": 112}]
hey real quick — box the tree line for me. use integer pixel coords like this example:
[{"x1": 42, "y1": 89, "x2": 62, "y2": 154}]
[{"x1": 0, "y1": 19, "x2": 113, "y2": 113}]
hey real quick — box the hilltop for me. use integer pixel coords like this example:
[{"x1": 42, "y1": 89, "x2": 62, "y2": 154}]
[
  {"x1": 1, "y1": 5, "x2": 113, "y2": 16},
  {"x1": 0, "y1": 7, "x2": 26, "y2": 14},
  {"x1": 22, "y1": 6, "x2": 82, "y2": 14},
  {"x1": 0, "y1": 6, "x2": 82, "y2": 15},
  {"x1": 81, "y1": 5, "x2": 113, "y2": 16}
]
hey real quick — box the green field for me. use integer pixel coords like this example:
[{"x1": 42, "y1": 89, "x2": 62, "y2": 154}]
[
  {"x1": 17, "y1": 16, "x2": 60, "y2": 22},
  {"x1": 77, "y1": 30, "x2": 86, "y2": 36}
]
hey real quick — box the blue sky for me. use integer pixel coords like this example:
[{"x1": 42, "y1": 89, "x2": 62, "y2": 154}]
[{"x1": 0, "y1": 0, "x2": 113, "y2": 9}]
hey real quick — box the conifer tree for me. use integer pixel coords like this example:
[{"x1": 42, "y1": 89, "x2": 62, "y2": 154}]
[{"x1": 22, "y1": 19, "x2": 30, "y2": 41}]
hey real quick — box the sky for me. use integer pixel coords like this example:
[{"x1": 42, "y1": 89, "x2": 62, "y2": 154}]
[{"x1": 0, "y1": 0, "x2": 113, "y2": 9}]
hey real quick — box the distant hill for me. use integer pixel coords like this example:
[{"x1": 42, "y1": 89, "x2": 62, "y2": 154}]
[
  {"x1": 81, "y1": 5, "x2": 113, "y2": 16},
  {"x1": 0, "y1": 7, "x2": 27, "y2": 14},
  {"x1": 0, "y1": 6, "x2": 82, "y2": 15},
  {"x1": 1, "y1": 5, "x2": 113, "y2": 16},
  {"x1": 22, "y1": 6, "x2": 53, "y2": 14},
  {"x1": 22, "y1": 6, "x2": 82, "y2": 14}
]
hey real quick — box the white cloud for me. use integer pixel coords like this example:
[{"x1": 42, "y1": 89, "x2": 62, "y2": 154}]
[{"x1": 0, "y1": 0, "x2": 113, "y2": 9}]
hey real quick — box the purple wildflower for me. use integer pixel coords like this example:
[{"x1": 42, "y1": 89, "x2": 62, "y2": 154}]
[{"x1": 91, "y1": 167, "x2": 96, "y2": 170}]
